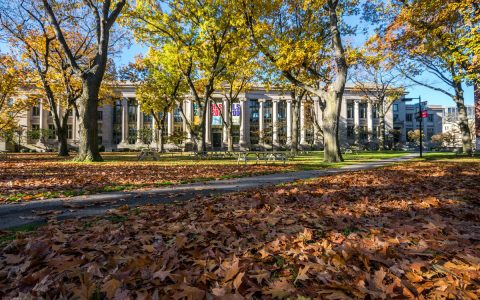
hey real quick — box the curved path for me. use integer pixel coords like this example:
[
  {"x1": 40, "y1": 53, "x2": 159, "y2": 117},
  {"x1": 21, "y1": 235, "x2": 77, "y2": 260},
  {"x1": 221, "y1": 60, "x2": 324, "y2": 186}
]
[{"x1": 0, "y1": 154, "x2": 417, "y2": 229}]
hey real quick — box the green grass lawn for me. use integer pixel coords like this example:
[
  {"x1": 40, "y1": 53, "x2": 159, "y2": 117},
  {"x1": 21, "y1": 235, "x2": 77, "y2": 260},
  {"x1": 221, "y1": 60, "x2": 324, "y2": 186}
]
[{"x1": 94, "y1": 150, "x2": 410, "y2": 170}]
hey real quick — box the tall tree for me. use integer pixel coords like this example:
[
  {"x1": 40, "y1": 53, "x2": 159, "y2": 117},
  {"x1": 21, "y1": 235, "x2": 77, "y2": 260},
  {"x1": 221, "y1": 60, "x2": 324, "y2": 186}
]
[
  {"x1": 368, "y1": 0, "x2": 479, "y2": 154},
  {"x1": 37, "y1": 0, "x2": 127, "y2": 161},
  {"x1": 126, "y1": 0, "x2": 247, "y2": 152},
  {"x1": 121, "y1": 51, "x2": 188, "y2": 152},
  {"x1": 0, "y1": 54, "x2": 33, "y2": 133},
  {"x1": 241, "y1": 0, "x2": 358, "y2": 162},
  {"x1": 350, "y1": 51, "x2": 405, "y2": 150},
  {"x1": 0, "y1": 1, "x2": 86, "y2": 156},
  {"x1": 215, "y1": 39, "x2": 259, "y2": 151}
]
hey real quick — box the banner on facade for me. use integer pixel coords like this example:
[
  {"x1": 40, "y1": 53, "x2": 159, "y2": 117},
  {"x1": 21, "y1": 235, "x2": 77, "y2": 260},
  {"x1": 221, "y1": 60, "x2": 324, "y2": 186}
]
[
  {"x1": 193, "y1": 103, "x2": 200, "y2": 125},
  {"x1": 232, "y1": 103, "x2": 241, "y2": 125},
  {"x1": 211, "y1": 103, "x2": 223, "y2": 126}
]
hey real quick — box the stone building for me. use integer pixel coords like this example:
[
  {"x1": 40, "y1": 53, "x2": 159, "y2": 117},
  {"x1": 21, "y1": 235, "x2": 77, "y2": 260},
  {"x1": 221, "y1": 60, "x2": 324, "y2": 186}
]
[{"x1": 4, "y1": 83, "x2": 407, "y2": 151}]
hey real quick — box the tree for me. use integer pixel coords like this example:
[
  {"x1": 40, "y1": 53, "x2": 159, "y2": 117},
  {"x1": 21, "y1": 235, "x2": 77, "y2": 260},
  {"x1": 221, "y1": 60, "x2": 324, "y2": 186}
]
[
  {"x1": 241, "y1": 0, "x2": 358, "y2": 162},
  {"x1": 350, "y1": 51, "x2": 405, "y2": 150},
  {"x1": 215, "y1": 40, "x2": 259, "y2": 151},
  {"x1": 121, "y1": 51, "x2": 187, "y2": 152},
  {"x1": 370, "y1": 0, "x2": 478, "y2": 154},
  {"x1": 407, "y1": 129, "x2": 424, "y2": 147},
  {"x1": 0, "y1": 54, "x2": 32, "y2": 133},
  {"x1": 126, "y1": 0, "x2": 245, "y2": 152},
  {"x1": 37, "y1": 0, "x2": 127, "y2": 161},
  {"x1": 0, "y1": 1, "x2": 86, "y2": 156}
]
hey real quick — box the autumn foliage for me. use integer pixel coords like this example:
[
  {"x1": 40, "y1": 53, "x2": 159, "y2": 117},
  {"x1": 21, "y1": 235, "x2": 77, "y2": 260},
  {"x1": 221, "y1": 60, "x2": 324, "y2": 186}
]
[{"x1": 1, "y1": 160, "x2": 479, "y2": 298}]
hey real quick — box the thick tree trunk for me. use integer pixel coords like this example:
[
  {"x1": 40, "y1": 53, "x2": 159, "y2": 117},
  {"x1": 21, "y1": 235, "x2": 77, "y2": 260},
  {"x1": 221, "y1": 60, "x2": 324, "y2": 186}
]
[
  {"x1": 323, "y1": 92, "x2": 343, "y2": 162},
  {"x1": 57, "y1": 125, "x2": 69, "y2": 156},
  {"x1": 378, "y1": 113, "x2": 386, "y2": 151},
  {"x1": 75, "y1": 79, "x2": 102, "y2": 162},
  {"x1": 453, "y1": 81, "x2": 472, "y2": 154},
  {"x1": 158, "y1": 127, "x2": 165, "y2": 152},
  {"x1": 457, "y1": 103, "x2": 472, "y2": 154}
]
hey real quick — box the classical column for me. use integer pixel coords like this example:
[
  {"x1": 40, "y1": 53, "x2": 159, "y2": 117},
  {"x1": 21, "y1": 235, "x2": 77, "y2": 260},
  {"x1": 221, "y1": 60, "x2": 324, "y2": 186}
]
[
  {"x1": 354, "y1": 100, "x2": 360, "y2": 143},
  {"x1": 239, "y1": 97, "x2": 249, "y2": 149},
  {"x1": 258, "y1": 99, "x2": 265, "y2": 144},
  {"x1": 299, "y1": 101, "x2": 306, "y2": 145},
  {"x1": 205, "y1": 100, "x2": 211, "y2": 145},
  {"x1": 313, "y1": 98, "x2": 320, "y2": 145},
  {"x1": 39, "y1": 100, "x2": 46, "y2": 131},
  {"x1": 136, "y1": 105, "x2": 143, "y2": 144},
  {"x1": 151, "y1": 114, "x2": 157, "y2": 147},
  {"x1": 222, "y1": 99, "x2": 229, "y2": 145},
  {"x1": 286, "y1": 99, "x2": 292, "y2": 146},
  {"x1": 272, "y1": 100, "x2": 279, "y2": 148},
  {"x1": 367, "y1": 101, "x2": 373, "y2": 141},
  {"x1": 167, "y1": 111, "x2": 174, "y2": 136},
  {"x1": 120, "y1": 98, "x2": 128, "y2": 144}
]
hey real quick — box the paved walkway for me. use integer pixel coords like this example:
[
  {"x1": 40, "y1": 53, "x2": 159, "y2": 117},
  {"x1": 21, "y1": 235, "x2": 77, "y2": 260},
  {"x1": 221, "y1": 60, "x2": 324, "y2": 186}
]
[{"x1": 0, "y1": 154, "x2": 417, "y2": 229}]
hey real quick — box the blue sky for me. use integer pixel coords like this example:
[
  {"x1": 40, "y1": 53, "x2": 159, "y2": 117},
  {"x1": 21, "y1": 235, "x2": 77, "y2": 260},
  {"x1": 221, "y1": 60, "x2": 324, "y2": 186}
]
[
  {"x1": 2, "y1": 12, "x2": 475, "y2": 108},
  {"x1": 116, "y1": 42, "x2": 475, "y2": 107}
]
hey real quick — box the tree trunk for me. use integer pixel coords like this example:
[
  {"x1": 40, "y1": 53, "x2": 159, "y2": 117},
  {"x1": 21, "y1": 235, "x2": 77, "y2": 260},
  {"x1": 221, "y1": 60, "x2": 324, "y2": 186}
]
[
  {"x1": 227, "y1": 124, "x2": 234, "y2": 152},
  {"x1": 199, "y1": 102, "x2": 208, "y2": 152},
  {"x1": 57, "y1": 125, "x2": 69, "y2": 156},
  {"x1": 75, "y1": 79, "x2": 102, "y2": 162},
  {"x1": 453, "y1": 81, "x2": 472, "y2": 154},
  {"x1": 158, "y1": 127, "x2": 165, "y2": 152},
  {"x1": 323, "y1": 92, "x2": 343, "y2": 162},
  {"x1": 378, "y1": 112, "x2": 386, "y2": 151}
]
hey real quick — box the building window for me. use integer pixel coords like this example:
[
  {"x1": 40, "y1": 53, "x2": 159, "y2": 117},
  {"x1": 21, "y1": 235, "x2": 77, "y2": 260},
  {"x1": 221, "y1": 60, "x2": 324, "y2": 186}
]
[
  {"x1": 393, "y1": 104, "x2": 398, "y2": 112},
  {"x1": 112, "y1": 99, "x2": 122, "y2": 145},
  {"x1": 347, "y1": 125, "x2": 354, "y2": 139},
  {"x1": 393, "y1": 114, "x2": 399, "y2": 121},
  {"x1": 427, "y1": 114, "x2": 434, "y2": 122},
  {"x1": 372, "y1": 104, "x2": 379, "y2": 118},
  {"x1": 98, "y1": 136, "x2": 103, "y2": 146},
  {"x1": 48, "y1": 124, "x2": 56, "y2": 139},
  {"x1": 426, "y1": 127, "x2": 434, "y2": 139},
  {"x1": 263, "y1": 101, "x2": 273, "y2": 144},
  {"x1": 277, "y1": 101, "x2": 287, "y2": 145},
  {"x1": 347, "y1": 102, "x2": 354, "y2": 119},
  {"x1": 406, "y1": 113, "x2": 413, "y2": 122},
  {"x1": 98, "y1": 111, "x2": 103, "y2": 121},
  {"x1": 249, "y1": 99, "x2": 259, "y2": 145},
  {"x1": 128, "y1": 98, "x2": 137, "y2": 122},
  {"x1": 359, "y1": 102, "x2": 367, "y2": 119},
  {"x1": 32, "y1": 105, "x2": 41, "y2": 117},
  {"x1": 144, "y1": 114, "x2": 152, "y2": 123},
  {"x1": 31, "y1": 124, "x2": 40, "y2": 132},
  {"x1": 67, "y1": 125, "x2": 73, "y2": 139}
]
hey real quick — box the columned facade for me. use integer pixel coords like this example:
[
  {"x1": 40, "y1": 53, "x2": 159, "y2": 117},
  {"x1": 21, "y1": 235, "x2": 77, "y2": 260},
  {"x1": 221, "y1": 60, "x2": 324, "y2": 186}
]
[{"x1": 9, "y1": 83, "x2": 403, "y2": 152}]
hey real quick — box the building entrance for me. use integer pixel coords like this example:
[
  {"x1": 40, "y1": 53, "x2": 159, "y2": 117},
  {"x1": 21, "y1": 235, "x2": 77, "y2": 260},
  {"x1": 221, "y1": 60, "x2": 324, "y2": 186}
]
[{"x1": 212, "y1": 131, "x2": 222, "y2": 149}]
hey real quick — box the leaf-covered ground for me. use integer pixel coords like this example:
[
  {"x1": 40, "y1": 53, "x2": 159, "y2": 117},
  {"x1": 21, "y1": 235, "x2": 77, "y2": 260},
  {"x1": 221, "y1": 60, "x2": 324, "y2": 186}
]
[
  {"x1": 0, "y1": 153, "x2": 295, "y2": 203},
  {"x1": 1, "y1": 159, "x2": 479, "y2": 299}
]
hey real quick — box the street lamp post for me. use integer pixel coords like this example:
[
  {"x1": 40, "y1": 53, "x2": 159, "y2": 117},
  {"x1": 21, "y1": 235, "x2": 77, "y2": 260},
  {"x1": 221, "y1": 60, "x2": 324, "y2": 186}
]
[{"x1": 401, "y1": 96, "x2": 424, "y2": 158}]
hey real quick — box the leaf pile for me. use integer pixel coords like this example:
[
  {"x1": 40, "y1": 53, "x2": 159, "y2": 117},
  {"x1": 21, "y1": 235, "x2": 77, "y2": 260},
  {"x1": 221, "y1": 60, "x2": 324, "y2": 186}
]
[
  {"x1": 0, "y1": 154, "x2": 293, "y2": 202},
  {"x1": 1, "y1": 160, "x2": 480, "y2": 299}
]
